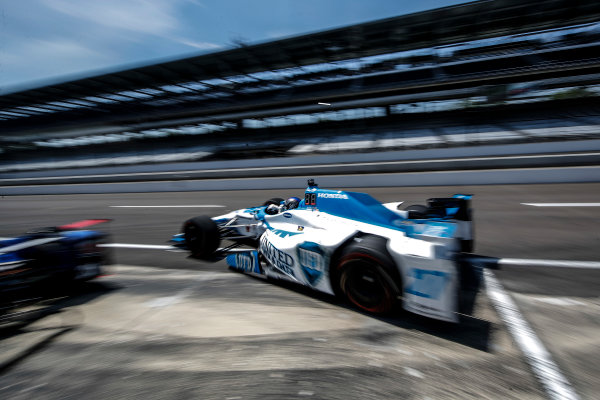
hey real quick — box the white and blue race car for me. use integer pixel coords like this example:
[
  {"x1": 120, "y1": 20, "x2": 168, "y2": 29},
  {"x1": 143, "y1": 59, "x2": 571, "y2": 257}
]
[{"x1": 171, "y1": 180, "x2": 475, "y2": 323}]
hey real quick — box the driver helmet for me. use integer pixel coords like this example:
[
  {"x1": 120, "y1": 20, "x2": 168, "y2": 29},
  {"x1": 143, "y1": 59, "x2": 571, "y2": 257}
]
[
  {"x1": 265, "y1": 204, "x2": 280, "y2": 215},
  {"x1": 284, "y1": 197, "x2": 301, "y2": 210}
]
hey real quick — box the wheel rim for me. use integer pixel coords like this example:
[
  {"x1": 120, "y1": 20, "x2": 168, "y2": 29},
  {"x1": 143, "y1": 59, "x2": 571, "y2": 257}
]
[{"x1": 341, "y1": 259, "x2": 391, "y2": 313}]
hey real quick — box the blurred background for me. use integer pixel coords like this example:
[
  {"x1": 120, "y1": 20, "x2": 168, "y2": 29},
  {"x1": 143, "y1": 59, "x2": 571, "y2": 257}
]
[{"x1": 1, "y1": 0, "x2": 599, "y2": 176}]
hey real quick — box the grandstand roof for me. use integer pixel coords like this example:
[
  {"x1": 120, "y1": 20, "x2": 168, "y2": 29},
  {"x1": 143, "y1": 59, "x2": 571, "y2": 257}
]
[{"x1": 2, "y1": 0, "x2": 600, "y2": 136}]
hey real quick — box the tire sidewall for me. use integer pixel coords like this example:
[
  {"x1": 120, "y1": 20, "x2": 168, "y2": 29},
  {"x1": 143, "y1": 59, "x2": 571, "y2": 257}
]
[
  {"x1": 183, "y1": 216, "x2": 220, "y2": 259},
  {"x1": 335, "y1": 236, "x2": 401, "y2": 314}
]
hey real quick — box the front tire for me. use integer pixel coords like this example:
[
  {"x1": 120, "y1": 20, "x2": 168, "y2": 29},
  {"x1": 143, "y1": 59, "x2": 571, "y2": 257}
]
[{"x1": 183, "y1": 216, "x2": 220, "y2": 260}]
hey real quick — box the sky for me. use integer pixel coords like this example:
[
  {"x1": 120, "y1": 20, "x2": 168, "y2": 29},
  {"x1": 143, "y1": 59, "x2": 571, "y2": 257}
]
[{"x1": 0, "y1": 0, "x2": 468, "y2": 92}]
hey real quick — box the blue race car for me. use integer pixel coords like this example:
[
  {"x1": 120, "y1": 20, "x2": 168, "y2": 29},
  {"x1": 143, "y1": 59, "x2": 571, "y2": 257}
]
[{"x1": 0, "y1": 219, "x2": 110, "y2": 305}]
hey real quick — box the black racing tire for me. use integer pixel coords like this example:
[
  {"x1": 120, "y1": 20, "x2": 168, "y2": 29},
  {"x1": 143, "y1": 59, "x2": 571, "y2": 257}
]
[
  {"x1": 183, "y1": 216, "x2": 220, "y2": 260},
  {"x1": 403, "y1": 204, "x2": 428, "y2": 219},
  {"x1": 335, "y1": 235, "x2": 401, "y2": 314},
  {"x1": 263, "y1": 197, "x2": 284, "y2": 207}
]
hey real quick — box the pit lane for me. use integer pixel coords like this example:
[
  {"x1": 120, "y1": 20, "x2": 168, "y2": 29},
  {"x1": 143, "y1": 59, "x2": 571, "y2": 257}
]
[{"x1": 1, "y1": 183, "x2": 598, "y2": 399}]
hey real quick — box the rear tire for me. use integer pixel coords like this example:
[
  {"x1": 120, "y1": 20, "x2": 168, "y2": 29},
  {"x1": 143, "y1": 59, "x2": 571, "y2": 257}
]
[
  {"x1": 335, "y1": 236, "x2": 400, "y2": 314},
  {"x1": 183, "y1": 216, "x2": 220, "y2": 260},
  {"x1": 263, "y1": 197, "x2": 284, "y2": 206}
]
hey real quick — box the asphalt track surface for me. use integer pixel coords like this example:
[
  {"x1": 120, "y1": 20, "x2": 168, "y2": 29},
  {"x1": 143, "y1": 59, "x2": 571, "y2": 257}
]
[{"x1": 0, "y1": 183, "x2": 599, "y2": 399}]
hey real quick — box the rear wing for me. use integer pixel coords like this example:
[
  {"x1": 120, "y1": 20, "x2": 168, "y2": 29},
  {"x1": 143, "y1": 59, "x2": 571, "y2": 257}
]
[
  {"x1": 58, "y1": 219, "x2": 111, "y2": 230},
  {"x1": 25, "y1": 219, "x2": 112, "y2": 235}
]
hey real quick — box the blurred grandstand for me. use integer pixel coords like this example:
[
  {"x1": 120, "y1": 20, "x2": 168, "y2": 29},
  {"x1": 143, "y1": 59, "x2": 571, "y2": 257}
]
[{"x1": 1, "y1": 0, "x2": 600, "y2": 172}]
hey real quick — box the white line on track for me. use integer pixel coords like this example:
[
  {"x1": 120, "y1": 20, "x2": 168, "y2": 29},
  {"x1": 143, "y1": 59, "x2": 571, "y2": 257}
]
[
  {"x1": 522, "y1": 203, "x2": 600, "y2": 207},
  {"x1": 466, "y1": 257, "x2": 600, "y2": 269},
  {"x1": 110, "y1": 205, "x2": 225, "y2": 208},
  {"x1": 99, "y1": 243, "x2": 176, "y2": 250},
  {"x1": 483, "y1": 270, "x2": 580, "y2": 400}
]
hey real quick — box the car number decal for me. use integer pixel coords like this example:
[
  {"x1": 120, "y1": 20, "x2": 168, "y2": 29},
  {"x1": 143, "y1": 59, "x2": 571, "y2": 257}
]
[{"x1": 305, "y1": 193, "x2": 317, "y2": 206}]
